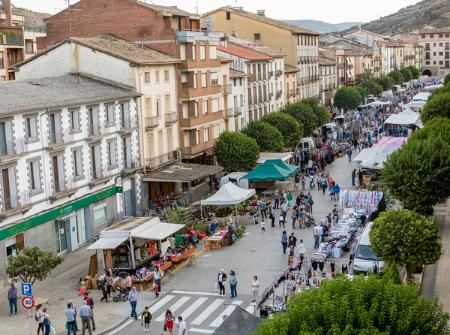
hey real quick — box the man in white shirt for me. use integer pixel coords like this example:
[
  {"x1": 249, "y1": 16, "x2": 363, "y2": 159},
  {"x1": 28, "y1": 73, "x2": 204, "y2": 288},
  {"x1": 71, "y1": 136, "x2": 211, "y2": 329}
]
[
  {"x1": 176, "y1": 316, "x2": 188, "y2": 335},
  {"x1": 298, "y1": 239, "x2": 305, "y2": 261}
]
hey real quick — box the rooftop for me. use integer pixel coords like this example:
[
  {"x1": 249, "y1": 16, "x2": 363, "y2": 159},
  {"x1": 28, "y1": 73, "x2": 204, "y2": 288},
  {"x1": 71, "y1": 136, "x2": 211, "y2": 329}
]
[
  {"x1": 0, "y1": 74, "x2": 140, "y2": 116},
  {"x1": 319, "y1": 56, "x2": 336, "y2": 66},
  {"x1": 418, "y1": 26, "x2": 450, "y2": 34},
  {"x1": 217, "y1": 42, "x2": 273, "y2": 61},
  {"x1": 229, "y1": 69, "x2": 247, "y2": 78},
  {"x1": 143, "y1": 163, "x2": 223, "y2": 183},
  {"x1": 137, "y1": 2, "x2": 200, "y2": 19},
  {"x1": 284, "y1": 64, "x2": 299, "y2": 73},
  {"x1": 204, "y1": 6, "x2": 319, "y2": 35}
]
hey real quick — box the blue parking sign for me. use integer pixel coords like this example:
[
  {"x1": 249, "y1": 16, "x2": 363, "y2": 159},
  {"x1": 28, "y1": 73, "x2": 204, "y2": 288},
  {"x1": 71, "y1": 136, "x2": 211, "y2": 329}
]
[{"x1": 21, "y1": 283, "x2": 32, "y2": 297}]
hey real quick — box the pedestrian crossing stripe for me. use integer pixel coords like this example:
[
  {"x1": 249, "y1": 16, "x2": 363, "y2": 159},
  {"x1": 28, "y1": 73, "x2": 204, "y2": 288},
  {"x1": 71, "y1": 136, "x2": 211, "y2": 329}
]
[
  {"x1": 149, "y1": 294, "x2": 175, "y2": 314},
  {"x1": 191, "y1": 298, "x2": 225, "y2": 325},
  {"x1": 209, "y1": 300, "x2": 242, "y2": 327},
  {"x1": 190, "y1": 328, "x2": 214, "y2": 334},
  {"x1": 245, "y1": 302, "x2": 257, "y2": 314},
  {"x1": 155, "y1": 296, "x2": 190, "y2": 321},
  {"x1": 180, "y1": 297, "x2": 208, "y2": 319}
]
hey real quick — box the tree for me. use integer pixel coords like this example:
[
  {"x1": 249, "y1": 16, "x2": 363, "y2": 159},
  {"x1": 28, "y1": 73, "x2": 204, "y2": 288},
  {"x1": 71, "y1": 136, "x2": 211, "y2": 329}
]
[
  {"x1": 282, "y1": 102, "x2": 318, "y2": 136},
  {"x1": 381, "y1": 124, "x2": 450, "y2": 215},
  {"x1": 375, "y1": 75, "x2": 395, "y2": 91},
  {"x1": 388, "y1": 70, "x2": 404, "y2": 84},
  {"x1": 407, "y1": 65, "x2": 420, "y2": 79},
  {"x1": 301, "y1": 98, "x2": 331, "y2": 126},
  {"x1": 355, "y1": 71, "x2": 383, "y2": 96},
  {"x1": 254, "y1": 276, "x2": 450, "y2": 335},
  {"x1": 333, "y1": 86, "x2": 363, "y2": 110},
  {"x1": 370, "y1": 209, "x2": 441, "y2": 281},
  {"x1": 445, "y1": 73, "x2": 450, "y2": 85},
  {"x1": 213, "y1": 131, "x2": 260, "y2": 172},
  {"x1": 400, "y1": 67, "x2": 413, "y2": 82},
  {"x1": 260, "y1": 112, "x2": 303, "y2": 148},
  {"x1": 421, "y1": 92, "x2": 450, "y2": 123},
  {"x1": 242, "y1": 121, "x2": 284, "y2": 152},
  {"x1": 7, "y1": 247, "x2": 63, "y2": 284}
]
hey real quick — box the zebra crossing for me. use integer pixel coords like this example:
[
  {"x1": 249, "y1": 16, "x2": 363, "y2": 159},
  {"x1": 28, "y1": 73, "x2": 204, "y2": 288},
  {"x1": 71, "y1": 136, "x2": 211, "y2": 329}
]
[{"x1": 143, "y1": 290, "x2": 257, "y2": 334}]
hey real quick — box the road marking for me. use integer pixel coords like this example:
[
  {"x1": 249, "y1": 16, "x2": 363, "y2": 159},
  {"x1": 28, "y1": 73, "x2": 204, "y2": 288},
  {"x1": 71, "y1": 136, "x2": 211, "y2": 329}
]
[
  {"x1": 172, "y1": 290, "x2": 221, "y2": 296},
  {"x1": 156, "y1": 296, "x2": 190, "y2": 321},
  {"x1": 209, "y1": 300, "x2": 242, "y2": 327},
  {"x1": 189, "y1": 328, "x2": 214, "y2": 334},
  {"x1": 107, "y1": 318, "x2": 133, "y2": 335},
  {"x1": 149, "y1": 294, "x2": 175, "y2": 314},
  {"x1": 181, "y1": 297, "x2": 208, "y2": 319},
  {"x1": 245, "y1": 302, "x2": 256, "y2": 314},
  {"x1": 191, "y1": 298, "x2": 225, "y2": 325}
]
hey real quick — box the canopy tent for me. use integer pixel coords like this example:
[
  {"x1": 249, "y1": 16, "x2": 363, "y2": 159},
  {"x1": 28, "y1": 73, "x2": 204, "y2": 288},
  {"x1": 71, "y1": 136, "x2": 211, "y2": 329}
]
[
  {"x1": 353, "y1": 136, "x2": 407, "y2": 170},
  {"x1": 243, "y1": 159, "x2": 299, "y2": 182},
  {"x1": 201, "y1": 182, "x2": 255, "y2": 206},
  {"x1": 360, "y1": 101, "x2": 390, "y2": 108},
  {"x1": 384, "y1": 109, "x2": 423, "y2": 128},
  {"x1": 212, "y1": 306, "x2": 260, "y2": 335},
  {"x1": 87, "y1": 236, "x2": 128, "y2": 250}
]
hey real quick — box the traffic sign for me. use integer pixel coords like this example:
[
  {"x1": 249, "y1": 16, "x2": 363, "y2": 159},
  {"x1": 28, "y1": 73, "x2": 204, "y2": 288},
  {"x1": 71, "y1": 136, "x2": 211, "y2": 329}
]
[
  {"x1": 21, "y1": 283, "x2": 32, "y2": 297},
  {"x1": 22, "y1": 296, "x2": 34, "y2": 310}
]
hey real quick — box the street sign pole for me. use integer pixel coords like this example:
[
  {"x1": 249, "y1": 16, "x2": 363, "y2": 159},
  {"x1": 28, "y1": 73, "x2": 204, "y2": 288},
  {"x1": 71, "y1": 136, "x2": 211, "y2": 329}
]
[{"x1": 28, "y1": 309, "x2": 32, "y2": 335}]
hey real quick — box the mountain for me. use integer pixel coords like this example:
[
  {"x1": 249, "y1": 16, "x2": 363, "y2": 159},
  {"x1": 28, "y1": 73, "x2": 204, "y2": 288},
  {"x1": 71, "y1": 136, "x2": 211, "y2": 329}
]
[
  {"x1": 283, "y1": 20, "x2": 364, "y2": 34},
  {"x1": 363, "y1": 0, "x2": 450, "y2": 35},
  {"x1": 12, "y1": 6, "x2": 51, "y2": 32}
]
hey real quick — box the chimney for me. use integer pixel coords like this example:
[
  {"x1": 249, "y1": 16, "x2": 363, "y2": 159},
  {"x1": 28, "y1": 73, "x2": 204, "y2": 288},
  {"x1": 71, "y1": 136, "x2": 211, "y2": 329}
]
[
  {"x1": 2, "y1": 0, "x2": 13, "y2": 26},
  {"x1": 256, "y1": 10, "x2": 265, "y2": 17}
]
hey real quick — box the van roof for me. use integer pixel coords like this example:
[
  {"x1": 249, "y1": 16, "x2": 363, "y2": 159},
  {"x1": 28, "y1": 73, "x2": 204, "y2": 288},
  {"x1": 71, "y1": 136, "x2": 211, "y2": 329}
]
[{"x1": 358, "y1": 222, "x2": 373, "y2": 245}]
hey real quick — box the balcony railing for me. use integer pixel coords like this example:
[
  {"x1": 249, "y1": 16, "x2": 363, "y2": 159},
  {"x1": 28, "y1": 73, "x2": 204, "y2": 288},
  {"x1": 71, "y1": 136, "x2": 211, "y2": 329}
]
[
  {"x1": 276, "y1": 90, "x2": 282, "y2": 99},
  {"x1": 248, "y1": 73, "x2": 257, "y2": 82},
  {"x1": 145, "y1": 116, "x2": 160, "y2": 128},
  {"x1": 269, "y1": 71, "x2": 274, "y2": 77},
  {"x1": 164, "y1": 112, "x2": 178, "y2": 124},
  {"x1": 275, "y1": 70, "x2": 283, "y2": 78},
  {"x1": 144, "y1": 150, "x2": 181, "y2": 170},
  {"x1": 0, "y1": 138, "x2": 27, "y2": 157},
  {"x1": 225, "y1": 108, "x2": 234, "y2": 118},
  {"x1": 234, "y1": 107, "x2": 242, "y2": 115},
  {"x1": 223, "y1": 84, "x2": 232, "y2": 95}
]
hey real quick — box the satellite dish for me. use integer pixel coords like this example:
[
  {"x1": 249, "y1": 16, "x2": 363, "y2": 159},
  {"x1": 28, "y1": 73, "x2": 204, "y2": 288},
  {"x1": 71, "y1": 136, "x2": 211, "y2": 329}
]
[{"x1": 203, "y1": 17, "x2": 214, "y2": 32}]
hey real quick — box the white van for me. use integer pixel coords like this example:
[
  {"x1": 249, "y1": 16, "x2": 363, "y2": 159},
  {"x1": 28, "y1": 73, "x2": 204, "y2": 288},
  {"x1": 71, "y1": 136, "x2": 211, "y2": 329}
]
[
  {"x1": 298, "y1": 137, "x2": 316, "y2": 153},
  {"x1": 352, "y1": 222, "x2": 385, "y2": 274}
]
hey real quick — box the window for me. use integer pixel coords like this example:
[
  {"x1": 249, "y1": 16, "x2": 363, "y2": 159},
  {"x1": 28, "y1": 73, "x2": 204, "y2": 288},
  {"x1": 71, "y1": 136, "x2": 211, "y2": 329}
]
[
  {"x1": 421, "y1": 34, "x2": 425, "y2": 39},
  {"x1": 201, "y1": 73, "x2": 207, "y2": 87},
  {"x1": 69, "y1": 108, "x2": 80, "y2": 132},
  {"x1": 145, "y1": 98, "x2": 152, "y2": 117},
  {"x1": 213, "y1": 124, "x2": 220, "y2": 139},
  {"x1": 439, "y1": 60, "x2": 443, "y2": 65},
  {"x1": 425, "y1": 61, "x2": 430, "y2": 65},
  {"x1": 200, "y1": 45, "x2": 206, "y2": 60},
  {"x1": 73, "y1": 148, "x2": 83, "y2": 178},
  {"x1": 226, "y1": 11, "x2": 231, "y2": 20},
  {"x1": 210, "y1": 72, "x2": 218, "y2": 85},
  {"x1": 211, "y1": 98, "x2": 219, "y2": 113},
  {"x1": 439, "y1": 52, "x2": 443, "y2": 56},
  {"x1": 156, "y1": 99, "x2": 161, "y2": 116},
  {"x1": 254, "y1": 33, "x2": 261, "y2": 41},
  {"x1": 144, "y1": 72, "x2": 151, "y2": 84},
  {"x1": 165, "y1": 95, "x2": 171, "y2": 114},
  {"x1": 25, "y1": 39, "x2": 34, "y2": 54},
  {"x1": 439, "y1": 43, "x2": 443, "y2": 47},
  {"x1": 93, "y1": 206, "x2": 107, "y2": 227},
  {"x1": 430, "y1": 34, "x2": 434, "y2": 38},
  {"x1": 29, "y1": 159, "x2": 41, "y2": 192},
  {"x1": 164, "y1": 70, "x2": 169, "y2": 81},
  {"x1": 120, "y1": 102, "x2": 130, "y2": 128},
  {"x1": 25, "y1": 115, "x2": 37, "y2": 141},
  {"x1": 105, "y1": 103, "x2": 115, "y2": 125},
  {"x1": 107, "y1": 140, "x2": 117, "y2": 169},
  {"x1": 240, "y1": 94, "x2": 244, "y2": 107},
  {"x1": 0, "y1": 51, "x2": 4, "y2": 69},
  {"x1": 439, "y1": 34, "x2": 443, "y2": 38},
  {"x1": 155, "y1": 71, "x2": 160, "y2": 83},
  {"x1": 203, "y1": 127, "x2": 209, "y2": 142},
  {"x1": 202, "y1": 100, "x2": 208, "y2": 115},
  {"x1": 209, "y1": 46, "x2": 217, "y2": 59}
]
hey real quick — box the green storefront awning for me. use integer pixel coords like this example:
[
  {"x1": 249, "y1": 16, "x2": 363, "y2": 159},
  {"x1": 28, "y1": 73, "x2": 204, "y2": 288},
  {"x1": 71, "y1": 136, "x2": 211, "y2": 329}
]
[{"x1": 0, "y1": 185, "x2": 122, "y2": 241}]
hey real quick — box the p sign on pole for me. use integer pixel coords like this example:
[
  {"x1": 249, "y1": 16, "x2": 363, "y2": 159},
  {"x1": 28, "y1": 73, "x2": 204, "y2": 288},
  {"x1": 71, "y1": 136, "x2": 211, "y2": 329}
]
[
  {"x1": 22, "y1": 296, "x2": 34, "y2": 335},
  {"x1": 21, "y1": 283, "x2": 33, "y2": 297}
]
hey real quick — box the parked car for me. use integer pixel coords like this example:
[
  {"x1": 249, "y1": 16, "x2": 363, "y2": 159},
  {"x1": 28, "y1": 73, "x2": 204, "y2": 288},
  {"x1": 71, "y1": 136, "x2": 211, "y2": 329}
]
[{"x1": 352, "y1": 222, "x2": 385, "y2": 274}]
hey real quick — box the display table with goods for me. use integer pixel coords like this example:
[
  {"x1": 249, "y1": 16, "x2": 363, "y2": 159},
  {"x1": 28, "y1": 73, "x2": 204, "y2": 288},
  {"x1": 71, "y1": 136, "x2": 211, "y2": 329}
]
[
  {"x1": 207, "y1": 230, "x2": 228, "y2": 250},
  {"x1": 167, "y1": 244, "x2": 196, "y2": 263}
]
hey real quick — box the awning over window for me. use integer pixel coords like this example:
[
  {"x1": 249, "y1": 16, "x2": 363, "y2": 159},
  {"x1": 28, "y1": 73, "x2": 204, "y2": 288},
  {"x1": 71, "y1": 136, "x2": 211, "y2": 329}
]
[{"x1": 87, "y1": 236, "x2": 128, "y2": 250}]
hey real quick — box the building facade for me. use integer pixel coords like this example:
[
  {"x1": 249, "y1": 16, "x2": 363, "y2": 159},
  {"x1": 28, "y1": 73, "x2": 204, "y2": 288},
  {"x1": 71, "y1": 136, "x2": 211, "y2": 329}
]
[
  {"x1": 319, "y1": 55, "x2": 337, "y2": 106},
  {"x1": 226, "y1": 69, "x2": 248, "y2": 132},
  {"x1": 0, "y1": 74, "x2": 141, "y2": 286},
  {"x1": 419, "y1": 27, "x2": 450, "y2": 76},
  {"x1": 285, "y1": 65, "x2": 299, "y2": 104}
]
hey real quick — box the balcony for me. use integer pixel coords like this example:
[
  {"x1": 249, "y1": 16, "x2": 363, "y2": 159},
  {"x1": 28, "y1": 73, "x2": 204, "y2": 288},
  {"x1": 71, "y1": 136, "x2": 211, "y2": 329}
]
[
  {"x1": 181, "y1": 141, "x2": 214, "y2": 157},
  {"x1": 234, "y1": 107, "x2": 243, "y2": 115},
  {"x1": 179, "y1": 84, "x2": 222, "y2": 100},
  {"x1": 145, "y1": 116, "x2": 160, "y2": 128},
  {"x1": 49, "y1": 177, "x2": 76, "y2": 202},
  {"x1": 223, "y1": 84, "x2": 232, "y2": 95},
  {"x1": 276, "y1": 90, "x2": 282, "y2": 99},
  {"x1": 288, "y1": 89, "x2": 296, "y2": 97},
  {"x1": 164, "y1": 112, "x2": 178, "y2": 124},
  {"x1": 225, "y1": 108, "x2": 234, "y2": 118},
  {"x1": 144, "y1": 149, "x2": 181, "y2": 170},
  {"x1": 0, "y1": 191, "x2": 32, "y2": 218},
  {"x1": 248, "y1": 73, "x2": 257, "y2": 82},
  {"x1": 0, "y1": 27, "x2": 24, "y2": 46},
  {"x1": 179, "y1": 111, "x2": 224, "y2": 129},
  {"x1": 176, "y1": 30, "x2": 222, "y2": 43},
  {"x1": 275, "y1": 70, "x2": 283, "y2": 78},
  {"x1": 269, "y1": 71, "x2": 274, "y2": 77},
  {"x1": 0, "y1": 138, "x2": 27, "y2": 162}
]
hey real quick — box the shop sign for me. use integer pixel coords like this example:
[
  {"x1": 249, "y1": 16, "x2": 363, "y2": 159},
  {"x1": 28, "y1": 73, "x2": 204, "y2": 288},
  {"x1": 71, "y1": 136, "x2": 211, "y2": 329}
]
[{"x1": 0, "y1": 186, "x2": 122, "y2": 241}]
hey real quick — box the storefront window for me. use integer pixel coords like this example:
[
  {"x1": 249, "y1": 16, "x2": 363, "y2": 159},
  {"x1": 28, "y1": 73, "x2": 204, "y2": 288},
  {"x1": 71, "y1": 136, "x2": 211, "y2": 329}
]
[
  {"x1": 55, "y1": 220, "x2": 68, "y2": 253},
  {"x1": 6, "y1": 237, "x2": 17, "y2": 257},
  {"x1": 93, "y1": 206, "x2": 107, "y2": 227}
]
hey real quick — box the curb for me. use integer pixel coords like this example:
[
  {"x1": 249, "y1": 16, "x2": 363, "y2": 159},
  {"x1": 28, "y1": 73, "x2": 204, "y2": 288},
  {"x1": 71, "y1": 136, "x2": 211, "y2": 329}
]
[{"x1": 96, "y1": 316, "x2": 130, "y2": 335}]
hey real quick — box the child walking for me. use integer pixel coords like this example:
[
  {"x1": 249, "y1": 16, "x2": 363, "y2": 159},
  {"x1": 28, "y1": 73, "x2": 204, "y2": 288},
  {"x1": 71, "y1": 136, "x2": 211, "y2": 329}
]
[
  {"x1": 260, "y1": 220, "x2": 266, "y2": 232},
  {"x1": 141, "y1": 306, "x2": 152, "y2": 332}
]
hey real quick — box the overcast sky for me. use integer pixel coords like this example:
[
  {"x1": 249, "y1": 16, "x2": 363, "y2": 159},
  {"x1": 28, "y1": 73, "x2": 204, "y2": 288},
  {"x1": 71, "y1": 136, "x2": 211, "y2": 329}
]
[{"x1": 12, "y1": 0, "x2": 420, "y2": 23}]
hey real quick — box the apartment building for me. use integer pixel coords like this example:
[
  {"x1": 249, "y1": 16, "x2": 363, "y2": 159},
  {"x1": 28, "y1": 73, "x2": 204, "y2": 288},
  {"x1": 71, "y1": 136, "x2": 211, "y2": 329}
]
[
  {"x1": 0, "y1": 74, "x2": 141, "y2": 286},
  {"x1": 419, "y1": 27, "x2": 450, "y2": 76},
  {"x1": 204, "y1": 6, "x2": 319, "y2": 100},
  {"x1": 285, "y1": 65, "x2": 299, "y2": 104},
  {"x1": 43, "y1": 0, "x2": 226, "y2": 164},
  {"x1": 319, "y1": 55, "x2": 337, "y2": 106},
  {"x1": 0, "y1": 0, "x2": 24, "y2": 81},
  {"x1": 226, "y1": 69, "x2": 247, "y2": 131}
]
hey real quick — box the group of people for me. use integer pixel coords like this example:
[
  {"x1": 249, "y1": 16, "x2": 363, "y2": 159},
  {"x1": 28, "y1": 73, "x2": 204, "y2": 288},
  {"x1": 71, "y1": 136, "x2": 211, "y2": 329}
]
[
  {"x1": 281, "y1": 231, "x2": 306, "y2": 266},
  {"x1": 216, "y1": 270, "x2": 260, "y2": 302}
]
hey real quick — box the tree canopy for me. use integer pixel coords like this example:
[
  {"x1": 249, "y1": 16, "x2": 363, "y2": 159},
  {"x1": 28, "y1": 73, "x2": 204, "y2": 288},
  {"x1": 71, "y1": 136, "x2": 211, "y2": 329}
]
[
  {"x1": 381, "y1": 121, "x2": 450, "y2": 214},
  {"x1": 400, "y1": 68, "x2": 413, "y2": 82},
  {"x1": 374, "y1": 75, "x2": 395, "y2": 91},
  {"x1": 282, "y1": 102, "x2": 319, "y2": 136},
  {"x1": 213, "y1": 131, "x2": 260, "y2": 172},
  {"x1": 301, "y1": 98, "x2": 331, "y2": 126},
  {"x1": 406, "y1": 65, "x2": 420, "y2": 79},
  {"x1": 7, "y1": 247, "x2": 62, "y2": 284},
  {"x1": 421, "y1": 91, "x2": 450, "y2": 123},
  {"x1": 355, "y1": 71, "x2": 383, "y2": 96},
  {"x1": 260, "y1": 112, "x2": 303, "y2": 148},
  {"x1": 444, "y1": 73, "x2": 450, "y2": 86},
  {"x1": 242, "y1": 121, "x2": 284, "y2": 152},
  {"x1": 333, "y1": 86, "x2": 363, "y2": 110},
  {"x1": 370, "y1": 209, "x2": 441, "y2": 281},
  {"x1": 254, "y1": 276, "x2": 450, "y2": 335},
  {"x1": 388, "y1": 70, "x2": 405, "y2": 84}
]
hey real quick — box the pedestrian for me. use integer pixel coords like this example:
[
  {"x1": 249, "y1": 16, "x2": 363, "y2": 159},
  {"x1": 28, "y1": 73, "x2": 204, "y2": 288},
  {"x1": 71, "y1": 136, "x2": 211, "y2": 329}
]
[
  {"x1": 260, "y1": 219, "x2": 265, "y2": 232},
  {"x1": 280, "y1": 201, "x2": 288, "y2": 219},
  {"x1": 42, "y1": 308, "x2": 51, "y2": 335},
  {"x1": 153, "y1": 281, "x2": 159, "y2": 298},
  {"x1": 105, "y1": 271, "x2": 113, "y2": 298},
  {"x1": 210, "y1": 214, "x2": 218, "y2": 235},
  {"x1": 288, "y1": 244, "x2": 294, "y2": 265},
  {"x1": 298, "y1": 239, "x2": 305, "y2": 262},
  {"x1": 100, "y1": 280, "x2": 108, "y2": 303},
  {"x1": 229, "y1": 270, "x2": 237, "y2": 298},
  {"x1": 279, "y1": 215, "x2": 285, "y2": 228},
  {"x1": 128, "y1": 287, "x2": 138, "y2": 320},
  {"x1": 188, "y1": 224, "x2": 196, "y2": 246},
  {"x1": 298, "y1": 208, "x2": 305, "y2": 229},
  {"x1": 251, "y1": 276, "x2": 260, "y2": 302},
  {"x1": 288, "y1": 232, "x2": 297, "y2": 248},
  {"x1": 153, "y1": 265, "x2": 163, "y2": 293},
  {"x1": 175, "y1": 316, "x2": 187, "y2": 335},
  {"x1": 125, "y1": 273, "x2": 132, "y2": 292},
  {"x1": 83, "y1": 293, "x2": 95, "y2": 331},
  {"x1": 79, "y1": 301, "x2": 92, "y2": 335},
  {"x1": 301, "y1": 174, "x2": 306, "y2": 191},
  {"x1": 164, "y1": 310, "x2": 175, "y2": 335},
  {"x1": 35, "y1": 304, "x2": 44, "y2": 335},
  {"x1": 291, "y1": 208, "x2": 297, "y2": 229},
  {"x1": 8, "y1": 283, "x2": 17, "y2": 316},
  {"x1": 65, "y1": 302, "x2": 76, "y2": 335},
  {"x1": 281, "y1": 231, "x2": 288, "y2": 254},
  {"x1": 333, "y1": 183, "x2": 340, "y2": 201},
  {"x1": 351, "y1": 169, "x2": 356, "y2": 187},
  {"x1": 307, "y1": 192, "x2": 313, "y2": 213},
  {"x1": 259, "y1": 200, "x2": 267, "y2": 220},
  {"x1": 294, "y1": 173, "x2": 300, "y2": 191},
  {"x1": 270, "y1": 206, "x2": 275, "y2": 227},
  {"x1": 346, "y1": 147, "x2": 352, "y2": 162},
  {"x1": 217, "y1": 269, "x2": 227, "y2": 295},
  {"x1": 141, "y1": 306, "x2": 152, "y2": 332},
  {"x1": 321, "y1": 176, "x2": 327, "y2": 195},
  {"x1": 69, "y1": 300, "x2": 78, "y2": 333},
  {"x1": 273, "y1": 190, "x2": 280, "y2": 209},
  {"x1": 313, "y1": 224, "x2": 322, "y2": 250}
]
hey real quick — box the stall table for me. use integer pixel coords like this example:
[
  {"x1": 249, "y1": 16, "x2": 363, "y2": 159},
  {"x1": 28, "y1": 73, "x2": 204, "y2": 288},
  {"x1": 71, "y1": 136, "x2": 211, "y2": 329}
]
[{"x1": 207, "y1": 230, "x2": 228, "y2": 250}]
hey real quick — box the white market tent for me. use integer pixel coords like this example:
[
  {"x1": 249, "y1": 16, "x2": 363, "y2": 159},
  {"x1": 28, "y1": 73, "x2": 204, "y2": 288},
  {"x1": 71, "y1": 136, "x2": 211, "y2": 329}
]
[
  {"x1": 384, "y1": 109, "x2": 423, "y2": 128},
  {"x1": 201, "y1": 182, "x2": 255, "y2": 206},
  {"x1": 360, "y1": 101, "x2": 390, "y2": 108},
  {"x1": 353, "y1": 136, "x2": 407, "y2": 170},
  {"x1": 412, "y1": 92, "x2": 431, "y2": 102}
]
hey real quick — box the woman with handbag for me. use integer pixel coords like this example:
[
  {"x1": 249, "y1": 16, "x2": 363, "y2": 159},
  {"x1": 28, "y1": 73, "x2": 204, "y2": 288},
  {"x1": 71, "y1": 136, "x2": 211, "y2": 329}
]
[
  {"x1": 164, "y1": 309, "x2": 175, "y2": 335},
  {"x1": 42, "y1": 308, "x2": 51, "y2": 335}
]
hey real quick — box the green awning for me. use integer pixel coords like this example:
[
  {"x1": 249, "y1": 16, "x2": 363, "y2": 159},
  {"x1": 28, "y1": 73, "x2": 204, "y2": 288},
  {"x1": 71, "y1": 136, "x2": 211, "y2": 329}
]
[{"x1": 244, "y1": 159, "x2": 299, "y2": 182}]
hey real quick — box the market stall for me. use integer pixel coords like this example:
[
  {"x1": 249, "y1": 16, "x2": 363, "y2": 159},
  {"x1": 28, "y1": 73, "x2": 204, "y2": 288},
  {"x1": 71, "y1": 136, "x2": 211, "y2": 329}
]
[
  {"x1": 244, "y1": 159, "x2": 299, "y2": 183},
  {"x1": 384, "y1": 109, "x2": 423, "y2": 136}
]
